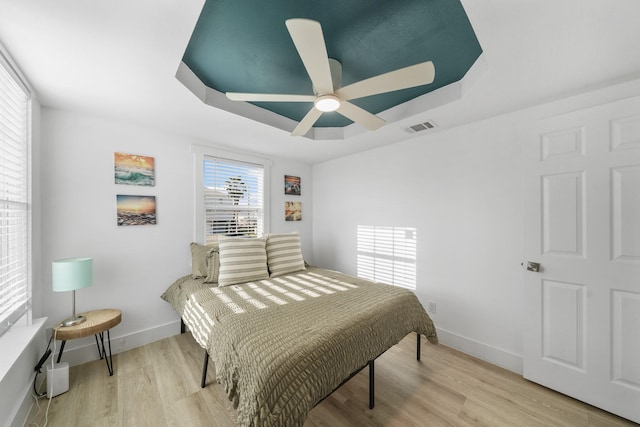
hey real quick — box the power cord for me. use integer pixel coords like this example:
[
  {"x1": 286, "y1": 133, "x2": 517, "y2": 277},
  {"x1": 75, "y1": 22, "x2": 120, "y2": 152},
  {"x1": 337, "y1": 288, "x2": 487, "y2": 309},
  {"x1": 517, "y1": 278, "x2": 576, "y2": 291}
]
[
  {"x1": 42, "y1": 328, "x2": 58, "y2": 427},
  {"x1": 42, "y1": 325, "x2": 62, "y2": 427},
  {"x1": 27, "y1": 328, "x2": 58, "y2": 427},
  {"x1": 33, "y1": 335, "x2": 53, "y2": 397},
  {"x1": 28, "y1": 372, "x2": 48, "y2": 425}
]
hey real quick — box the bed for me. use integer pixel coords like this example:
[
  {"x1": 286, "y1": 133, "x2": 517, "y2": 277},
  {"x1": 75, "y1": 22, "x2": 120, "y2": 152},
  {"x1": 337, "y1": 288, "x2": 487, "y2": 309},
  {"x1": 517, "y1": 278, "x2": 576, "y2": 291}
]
[{"x1": 161, "y1": 234, "x2": 438, "y2": 427}]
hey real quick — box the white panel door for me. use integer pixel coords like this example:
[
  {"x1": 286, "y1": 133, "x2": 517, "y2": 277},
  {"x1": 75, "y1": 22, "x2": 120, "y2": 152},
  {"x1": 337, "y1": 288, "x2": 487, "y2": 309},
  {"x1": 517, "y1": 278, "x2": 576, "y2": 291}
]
[{"x1": 523, "y1": 97, "x2": 640, "y2": 423}]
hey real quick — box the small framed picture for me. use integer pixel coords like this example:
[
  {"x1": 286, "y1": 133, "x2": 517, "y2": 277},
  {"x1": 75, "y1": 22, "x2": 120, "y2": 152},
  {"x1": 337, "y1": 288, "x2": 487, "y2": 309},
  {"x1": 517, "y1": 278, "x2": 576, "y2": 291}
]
[
  {"x1": 117, "y1": 195, "x2": 156, "y2": 226},
  {"x1": 285, "y1": 201, "x2": 302, "y2": 221},
  {"x1": 285, "y1": 175, "x2": 301, "y2": 196},
  {"x1": 115, "y1": 152, "x2": 155, "y2": 186}
]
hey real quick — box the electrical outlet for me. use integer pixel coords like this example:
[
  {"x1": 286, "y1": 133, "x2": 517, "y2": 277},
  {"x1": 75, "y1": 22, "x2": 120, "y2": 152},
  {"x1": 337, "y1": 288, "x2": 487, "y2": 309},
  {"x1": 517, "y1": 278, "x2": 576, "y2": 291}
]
[{"x1": 427, "y1": 301, "x2": 437, "y2": 314}]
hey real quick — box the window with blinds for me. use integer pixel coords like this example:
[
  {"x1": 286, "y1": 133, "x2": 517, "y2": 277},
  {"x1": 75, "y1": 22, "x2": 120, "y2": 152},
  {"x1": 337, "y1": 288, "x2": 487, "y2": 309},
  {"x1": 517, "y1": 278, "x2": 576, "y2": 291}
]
[
  {"x1": 356, "y1": 225, "x2": 417, "y2": 289},
  {"x1": 0, "y1": 54, "x2": 31, "y2": 338},
  {"x1": 203, "y1": 157, "x2": 264, "y2": 244}
]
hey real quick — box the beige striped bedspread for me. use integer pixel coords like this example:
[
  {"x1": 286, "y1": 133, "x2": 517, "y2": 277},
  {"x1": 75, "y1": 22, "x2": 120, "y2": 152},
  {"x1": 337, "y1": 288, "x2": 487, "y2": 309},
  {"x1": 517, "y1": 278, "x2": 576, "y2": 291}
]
[{"x1": 161, "y1": 267, "x2": 438, "y2": 427}]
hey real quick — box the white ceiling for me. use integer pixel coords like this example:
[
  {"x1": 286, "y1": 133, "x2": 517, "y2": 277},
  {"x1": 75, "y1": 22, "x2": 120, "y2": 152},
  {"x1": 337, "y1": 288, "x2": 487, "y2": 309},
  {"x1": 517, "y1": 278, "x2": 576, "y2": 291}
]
[{"x1": 1, "y1": 0, "x2": 639, "y2": 164}]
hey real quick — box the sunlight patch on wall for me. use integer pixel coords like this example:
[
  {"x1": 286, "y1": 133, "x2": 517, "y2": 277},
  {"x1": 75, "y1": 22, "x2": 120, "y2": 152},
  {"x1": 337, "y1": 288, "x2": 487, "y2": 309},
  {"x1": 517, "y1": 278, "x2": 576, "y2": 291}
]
[{"x1": 357, "y1": 225, "x2": 417, "y2": 289}]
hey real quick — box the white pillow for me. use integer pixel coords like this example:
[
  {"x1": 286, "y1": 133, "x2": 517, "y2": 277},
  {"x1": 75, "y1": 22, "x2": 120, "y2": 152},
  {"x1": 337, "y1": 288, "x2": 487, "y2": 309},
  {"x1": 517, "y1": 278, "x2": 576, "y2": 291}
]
[
  {"x1": 217, "y1": 236, "x2": 269, "y2": 286},
  {"x1": 266, "y1": 232, "x2": 306, "y2": 277}
]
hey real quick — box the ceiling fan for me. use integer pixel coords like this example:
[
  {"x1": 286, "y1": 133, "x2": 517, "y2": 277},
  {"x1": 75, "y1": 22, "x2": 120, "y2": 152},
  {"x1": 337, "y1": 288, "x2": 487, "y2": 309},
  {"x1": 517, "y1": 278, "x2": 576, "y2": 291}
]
[{"x1": 226, "y1": 18, "x2": 435, "y2": 136}]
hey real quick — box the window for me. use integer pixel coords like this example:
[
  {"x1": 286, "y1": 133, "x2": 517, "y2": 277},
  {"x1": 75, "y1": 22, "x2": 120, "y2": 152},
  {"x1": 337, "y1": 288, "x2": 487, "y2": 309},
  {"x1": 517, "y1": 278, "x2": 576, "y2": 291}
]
[
  {"x1": 193, "y1": 146, "x2": 270, "y2": 244},
  {"x1": 357, "y1": 225, "x2": 417, "y2": 289},
  {"x1": 0, "y1": 51, "x2": 31, "y2": 338}
]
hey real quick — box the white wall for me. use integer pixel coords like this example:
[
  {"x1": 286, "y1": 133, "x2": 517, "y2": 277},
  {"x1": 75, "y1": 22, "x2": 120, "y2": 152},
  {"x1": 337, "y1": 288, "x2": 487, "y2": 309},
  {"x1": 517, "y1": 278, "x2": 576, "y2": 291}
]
[
  {"x1": 269, "y1": 158, "x2": 312, "y2": 257},
  {"x1": 312, "y1": 114, "x2": 525, "y2": 371},
  {"x1": 36, "y1": 108, "x2": 312, "y2": 364},
  {"x1": 312, "y1": 78, "x2": 640, "y2": 373}
]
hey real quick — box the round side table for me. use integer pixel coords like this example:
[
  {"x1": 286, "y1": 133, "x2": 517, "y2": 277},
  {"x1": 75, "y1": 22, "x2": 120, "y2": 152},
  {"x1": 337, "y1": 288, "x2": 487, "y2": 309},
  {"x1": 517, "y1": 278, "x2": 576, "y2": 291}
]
[{"x1": 54, "y1": 308, "x2": 122, "y2": 376}]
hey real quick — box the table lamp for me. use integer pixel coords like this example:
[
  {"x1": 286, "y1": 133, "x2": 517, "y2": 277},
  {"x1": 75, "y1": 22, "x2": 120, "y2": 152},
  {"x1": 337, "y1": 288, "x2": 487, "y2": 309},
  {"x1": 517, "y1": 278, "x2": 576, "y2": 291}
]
[{"x1": 52, "y1": 257, "x2": 93, "y2": 326}]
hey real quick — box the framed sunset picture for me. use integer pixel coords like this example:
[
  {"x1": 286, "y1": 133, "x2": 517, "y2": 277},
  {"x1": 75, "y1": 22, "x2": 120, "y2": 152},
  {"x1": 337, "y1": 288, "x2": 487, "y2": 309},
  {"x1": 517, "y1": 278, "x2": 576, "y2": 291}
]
[
  {"x1": 117, "y1": 195, "x2": 156, "y2": 226},
  {"x1": 114, "y1": 152, "x2": 155, "y2": 186}
]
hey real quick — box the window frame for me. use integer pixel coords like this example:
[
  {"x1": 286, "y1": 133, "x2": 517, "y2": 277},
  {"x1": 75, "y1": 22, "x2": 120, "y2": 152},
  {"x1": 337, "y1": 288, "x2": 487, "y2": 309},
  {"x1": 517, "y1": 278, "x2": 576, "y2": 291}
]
[
  {"x1": 192, "y1": 145, "x2": 271, "y2": 243},
  {"x1": 0, "y1": 46, "x2": 32, "y2": 338}
]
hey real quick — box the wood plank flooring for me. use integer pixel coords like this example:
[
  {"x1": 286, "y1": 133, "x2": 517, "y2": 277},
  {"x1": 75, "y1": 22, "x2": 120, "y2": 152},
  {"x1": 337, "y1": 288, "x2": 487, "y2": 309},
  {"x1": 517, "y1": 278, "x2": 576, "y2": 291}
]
[{"x1": 26, "y1": 333, "x2": 637, "y2": 426}]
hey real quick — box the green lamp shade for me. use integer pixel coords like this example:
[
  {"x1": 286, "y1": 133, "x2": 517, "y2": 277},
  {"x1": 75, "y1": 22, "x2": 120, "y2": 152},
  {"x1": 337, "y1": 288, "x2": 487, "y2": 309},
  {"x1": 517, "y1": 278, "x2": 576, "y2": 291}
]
[{"x1": 52, "y1": 257, "x2": 93, "y2": 292}]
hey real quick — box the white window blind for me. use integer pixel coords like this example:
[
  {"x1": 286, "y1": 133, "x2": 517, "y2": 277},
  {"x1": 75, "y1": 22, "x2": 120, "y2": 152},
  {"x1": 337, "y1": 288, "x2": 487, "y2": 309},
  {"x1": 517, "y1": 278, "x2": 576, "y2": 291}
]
[
  {"x1": 357, "y1": 225, "x2": 417, "y2": 289},
  {"x1": 203, "y1": 157, "x2": 264, "y2": 244},
  {"x1": 0, "y1": 55, "x2": 30, "y2": 338}
]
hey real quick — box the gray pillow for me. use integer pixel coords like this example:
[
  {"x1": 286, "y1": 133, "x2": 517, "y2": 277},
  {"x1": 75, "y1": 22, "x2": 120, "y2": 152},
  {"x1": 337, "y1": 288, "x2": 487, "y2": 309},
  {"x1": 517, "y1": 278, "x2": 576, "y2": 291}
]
[
  {"x1": 190, "y1": 242, "x2": 218, "y2": 278},
  {"x1": 204, "y1": 249, "x2": 220, "y2": 284}
]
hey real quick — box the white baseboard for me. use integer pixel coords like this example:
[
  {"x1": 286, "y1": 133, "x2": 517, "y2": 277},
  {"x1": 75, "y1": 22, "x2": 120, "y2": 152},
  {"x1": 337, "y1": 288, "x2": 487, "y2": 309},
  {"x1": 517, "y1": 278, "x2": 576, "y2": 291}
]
[
  {"x1": 49, "y1": 322, "x2": 522, "y2": 379},
  {"x1": 435, "y1": 327, "x2": 523, "y2": 375},
  {"x1": 53, "y1": 319, "x2": 182, "y2": 368}
]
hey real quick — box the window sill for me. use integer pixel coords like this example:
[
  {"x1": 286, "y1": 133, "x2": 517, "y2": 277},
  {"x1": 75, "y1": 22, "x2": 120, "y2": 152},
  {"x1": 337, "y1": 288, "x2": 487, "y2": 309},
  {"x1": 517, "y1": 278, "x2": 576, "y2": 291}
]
[{"x1": 0, "y1": 317, "x2": 46, "y2": 383}]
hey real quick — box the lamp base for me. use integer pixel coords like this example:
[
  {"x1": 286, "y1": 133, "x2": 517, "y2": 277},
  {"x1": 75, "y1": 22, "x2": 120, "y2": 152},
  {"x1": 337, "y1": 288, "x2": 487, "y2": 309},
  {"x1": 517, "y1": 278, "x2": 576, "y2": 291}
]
[{"x1": 61, "y1": 315, "x2": 86, "y2": 327}]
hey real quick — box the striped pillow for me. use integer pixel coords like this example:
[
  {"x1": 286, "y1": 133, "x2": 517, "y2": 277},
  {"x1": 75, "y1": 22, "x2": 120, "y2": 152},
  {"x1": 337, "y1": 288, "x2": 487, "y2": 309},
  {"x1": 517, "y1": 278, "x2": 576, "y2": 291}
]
[
  {"x1": 217, "y1": 236, "x2": 269, "y2": 286},
  {"x1": 266, "y1": 232, "x2": 306, "y2": 277}
]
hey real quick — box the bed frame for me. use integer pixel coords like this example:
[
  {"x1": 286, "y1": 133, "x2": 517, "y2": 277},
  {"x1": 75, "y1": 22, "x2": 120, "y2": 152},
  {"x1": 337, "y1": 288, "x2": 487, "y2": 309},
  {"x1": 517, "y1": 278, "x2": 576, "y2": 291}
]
[{"x1": 180, "y1": 319, "x2": 422, "y2": 409}]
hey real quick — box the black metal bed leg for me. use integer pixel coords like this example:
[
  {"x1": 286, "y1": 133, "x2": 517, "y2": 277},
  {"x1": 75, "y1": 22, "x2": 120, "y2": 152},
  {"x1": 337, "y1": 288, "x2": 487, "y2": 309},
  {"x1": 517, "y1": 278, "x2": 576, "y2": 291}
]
[
  {"x1": 369, "y1": 360, "x2": 375, "y2": 409},
  {"x1": 417, "y1": 333, "x2": 421, "y2": 361},
  {"x1": 181, "y1": 318, "x2": 186, "y2": 334},
  {"x1": 201, "y1": 351, "x2": 209, "y2": 388}
]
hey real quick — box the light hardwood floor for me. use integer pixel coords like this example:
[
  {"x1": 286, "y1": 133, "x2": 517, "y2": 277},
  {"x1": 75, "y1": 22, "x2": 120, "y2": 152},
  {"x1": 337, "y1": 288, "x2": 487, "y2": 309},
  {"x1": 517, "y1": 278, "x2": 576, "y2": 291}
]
[{"x1": 27, "y1": 333, "x2": 637, "y2": 427}]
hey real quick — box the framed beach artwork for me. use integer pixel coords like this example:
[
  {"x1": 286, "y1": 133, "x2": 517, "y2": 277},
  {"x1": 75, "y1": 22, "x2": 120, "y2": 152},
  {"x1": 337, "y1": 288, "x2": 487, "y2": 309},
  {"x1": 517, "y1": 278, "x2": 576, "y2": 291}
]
[
  {"x1": 117, "y1": 195, "x2": 157, "y2": 226},
  {"x1": 114, "y1": 152, "x2": 155, "y2": 186},
  {"x1": 285, "y1": 201, "x2": 302, "y2": 221},
  {"x1": 284, "y1": 175, "x2": 301, "y2": 195}
]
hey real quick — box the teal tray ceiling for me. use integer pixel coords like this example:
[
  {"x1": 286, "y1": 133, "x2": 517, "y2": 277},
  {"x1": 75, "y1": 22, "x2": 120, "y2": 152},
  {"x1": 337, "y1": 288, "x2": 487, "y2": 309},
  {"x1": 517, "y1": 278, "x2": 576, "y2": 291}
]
[{"x1": 182, "y1": 0, "x2": 482, "y2": 129}]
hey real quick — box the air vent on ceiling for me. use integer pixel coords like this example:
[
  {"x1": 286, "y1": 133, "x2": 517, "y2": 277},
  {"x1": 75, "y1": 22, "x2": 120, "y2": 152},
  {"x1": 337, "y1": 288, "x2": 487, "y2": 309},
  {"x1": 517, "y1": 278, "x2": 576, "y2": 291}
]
[{"x1": 408, "y1": 120, "x2": 437, "y2": 133}]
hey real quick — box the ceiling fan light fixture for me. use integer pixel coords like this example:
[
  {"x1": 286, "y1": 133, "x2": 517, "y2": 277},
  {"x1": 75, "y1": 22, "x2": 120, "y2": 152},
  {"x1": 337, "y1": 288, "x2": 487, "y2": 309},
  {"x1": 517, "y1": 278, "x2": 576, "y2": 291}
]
[
  {"x1": 224, "y1": 20, "x2": 435, "y2": 136},
  {"x1": 314, "y1": 95, "x2": 341, "y2": 112}
]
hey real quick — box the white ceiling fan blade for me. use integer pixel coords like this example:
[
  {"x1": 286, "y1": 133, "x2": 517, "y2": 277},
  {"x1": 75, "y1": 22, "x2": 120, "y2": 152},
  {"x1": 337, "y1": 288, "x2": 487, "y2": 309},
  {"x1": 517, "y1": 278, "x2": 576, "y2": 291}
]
[
  {"x1": 337, "y1": 101, "x2": 386, "y2": 131},
  {"x1": 336, "y1": 61, "x2": 435, "y2": 101},
  {"x1": 226, "y1": 92, "x2": 316, "y2": 102},
  {"x1": 291, "y1": 107, "x2": 323, "y2": 136},
  {"x1": 285, "y1": 19, "x2": 334, "y2": 95}
]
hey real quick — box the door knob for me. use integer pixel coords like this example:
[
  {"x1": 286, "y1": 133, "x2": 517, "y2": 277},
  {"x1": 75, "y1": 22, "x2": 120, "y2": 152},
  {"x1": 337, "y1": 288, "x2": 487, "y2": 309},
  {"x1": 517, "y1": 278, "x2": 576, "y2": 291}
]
[{"x1": 525, "y1": 261, "x2": 541, "y2": 272}]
